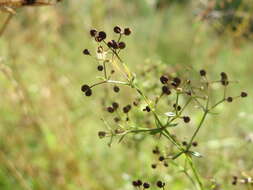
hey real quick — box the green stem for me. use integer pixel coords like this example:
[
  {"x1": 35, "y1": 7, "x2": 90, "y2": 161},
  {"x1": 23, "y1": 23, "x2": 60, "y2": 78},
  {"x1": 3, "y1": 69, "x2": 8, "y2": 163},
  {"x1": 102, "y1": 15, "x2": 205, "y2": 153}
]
[
  {"x1": 209, "y1": 98, "x2": 225, "y2": 110},
  {"x1": 187, "y1": 111, "x2": 208, "y2": 150},
  {"x1": 103, "y1": 61, "x2": 107, "y2": 79},
  {"x1": 89, "y1": 80, "x2": 129, "y2": 88},
  {"x1": 133, "y1": 84, "x2": 184, "y2": 152},
  {"x1": 186, "y1": 156, "x2": 204, "y2": 190}
]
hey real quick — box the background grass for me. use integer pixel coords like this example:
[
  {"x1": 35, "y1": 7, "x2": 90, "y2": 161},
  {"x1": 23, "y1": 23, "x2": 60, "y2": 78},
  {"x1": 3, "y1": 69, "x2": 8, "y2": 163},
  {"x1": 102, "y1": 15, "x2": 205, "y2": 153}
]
[{"x1": 0, "y1": 1, "x2": 252, "y2": 190}]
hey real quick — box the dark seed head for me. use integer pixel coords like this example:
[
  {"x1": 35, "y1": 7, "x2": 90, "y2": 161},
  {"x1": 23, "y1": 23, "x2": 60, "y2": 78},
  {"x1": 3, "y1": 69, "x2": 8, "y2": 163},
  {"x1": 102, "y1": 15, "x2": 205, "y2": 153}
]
[
  {"x1": 221, "y1": 80, "x2": 229, "y2": 86},
  {"x1": 220, "y1": 72, "x2": 228, "y2": 80},
  {"x1": 107, "y1": 106, "x2": 114, "y2": 113},
  {"x1": 159, "y1": 156, "x2": 165, "y2": 161},
  {"x1": 124, "y1": 28, "x2": 131, "y2": 35},
  {"x1": 152, "y1": 147, "x2": 160, "y2": 154},
  {"x1": 160, "y1": 75, "x2": 168, "y2": 84},
  {"x1": 137, "y1": 180, "x2": 142, "y2": 186},
  {"x1": 133, "y1": 101, "x2": 139, "y2": 106},
  {"x1": 83, "y1": 49, "x2": 90, "y2": 55},
  {"x1": 182, "y1": 141, "x2": 188, "y2": 146},
  {"x1": 173, "y1": 104, "x2": 181, "y2": 111},
  {"x1": 123, "y1": 105, "x2": 131, "y2": 113},
  {"x1": 192, "y1": 141, "x2": 198, "y2": 147},
  {"x1": 112, "y1": 102, "x2": 119, "y2": 110},
  {"x1": 85, "y1": 89, "x2": 92, "y2": 96},
  {"x1": 145, "y1": 106, "x2": 151, "y2": 112},
  {"x1": 110, "y1": 40, "x2": 119, "y2": 49},
  {"x1": 164, "y1": 162, "x2": 168, "y2": 167},
  {"x1": 156, "y1": 181, "x2": 165, "y2": 188},
  {"x1": 113, "y1": 26, "x2": 121, "y2": 33},
  {"x1": 81, "y1": 84, "x2": 90, "y2": 92},
  {"x1": 98, "y1": 131, "x2": 106, "y2": 138},
  {"x1": 118, "y1": 42, "x2": 126, "y2": 49},
  {"x1": 98, "y1": 31, "x2": 107, "y2": 40},
  {"x1": 227, "y1": 97, "x2": 233, "y2": 102},
  {"x1": 151, "y1": 164, "x2": 157, "y2": 169},
  {"x1": 186, "y1": 91, "x2": 192, "y2": 96},
  {"x1": 183, "y1": 116, "x2": 191, "y2": 123},
  {"x1": 95, "y1": 36, "x2": 103, "y2": 42},
  {"x1": 113, "y1": 86, "x2": 120, "y2": 93},
  {"x1": 123, "y1": 107, "x2": 129, "y2": 113},
  {"x1": 162, "y1": 86, "x2": 171, "y2": 95},
  {"x1": 132, "y1": 181, "x2": 138, "y2": 187},
  {"x1": 143, "y1": 182, "x2": 150, "y2": 189},
  {"x1": 241, "y1": 92, "x2": 248, "y2": 98},
  {"x1": 114, "y1": 117, "x2": 120, "y2": 123},
  {"x1": 107, "y1": 41, "x2": 113, "y2": 48},
  {"x1": 90, "y1": 29, "x2": 97, "y2": 37},
  {"x1": 200, "y1": 69, "x2": 206, "y2": 76},
  {"x1": 97, "y1": 65, "x2": 104, "y2": 71},
  {"x1": 220, "y1": 72, "x2": 229, "y2": 85},
  {"x1": 172, "y1": 77, "x2": 181, "y2": 87},
  {"x1": 174, "y1": 77, "x2": 181, "y2": 84}
]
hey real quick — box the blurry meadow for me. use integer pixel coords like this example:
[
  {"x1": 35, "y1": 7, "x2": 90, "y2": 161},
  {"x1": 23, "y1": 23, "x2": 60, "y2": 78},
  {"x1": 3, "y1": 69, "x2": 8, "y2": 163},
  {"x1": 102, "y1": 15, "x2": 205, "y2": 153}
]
[{"x1": 0, "y1": 0, "x2": 253, "y2": 190}]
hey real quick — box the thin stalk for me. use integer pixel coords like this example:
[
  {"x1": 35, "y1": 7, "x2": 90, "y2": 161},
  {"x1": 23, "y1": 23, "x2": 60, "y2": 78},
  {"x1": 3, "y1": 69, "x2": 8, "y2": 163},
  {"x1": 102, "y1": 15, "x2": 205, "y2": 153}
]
[
  {"x1": 175, "y1": 92, "x2": 180, "y2": 115},
  {"x1": 103, "y1": 61, "x2": 107, "y2": 79},
  {"x1": 90, "y1": 80, "x2": 129, "y2": 88},
  {"x1": 169, "y1": 97, "x2": 192, "y2": 124},
  {"x1": 183, "y1": 170, "x2": 198, "y2": 188},
  {"x1": 133, "y1": 84, "x2": 184, "y2": 151},
  {"x1": 172, "y1": 151, "x2": 185, "y2": 160},
  {"x1": 103, "y1": 40, "x2": 123, "y2": 62},
  {"x1": 0, "y1": 13, "x2": 13, "y2": 37},
  {"x1": 186, "y1": 156, "x2": 204, "y2": 190},
  {"x1": 187, "y1": 110, "x2": 208, "y2": 150},
  {"x1": 209, "y1": 98, "x2": 225, "y2": 110}
]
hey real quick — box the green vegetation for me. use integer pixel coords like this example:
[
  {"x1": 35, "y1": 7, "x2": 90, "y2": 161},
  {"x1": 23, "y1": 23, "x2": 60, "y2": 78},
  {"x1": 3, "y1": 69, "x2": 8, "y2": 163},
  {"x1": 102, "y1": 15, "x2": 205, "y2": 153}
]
[{"x1": 0, "y1": 1, "x2": 252, "y2": 190}]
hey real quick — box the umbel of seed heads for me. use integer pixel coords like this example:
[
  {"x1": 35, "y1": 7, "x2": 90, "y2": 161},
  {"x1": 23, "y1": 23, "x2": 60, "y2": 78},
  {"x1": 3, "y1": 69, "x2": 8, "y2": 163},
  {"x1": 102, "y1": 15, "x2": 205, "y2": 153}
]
[
  {"x1": 151, "y1": 147, "x2": 169, "y2": 169},
  {"x1": 132, "y1": 180, "x2": 165, "y2": 189},
  {"x1": 160, "y1": 75, "x2": 171, "y2": 96},
  {"x1": 87, "y1": 26, "x2": 131, "y2": 50},
  {"x1": 81, "y1": 26, "x2": 132, "y2": 97},
  {"x1": 132, "y1": 180, "x2": 150, "y2": 189},
  {"x1": 199, "y1": 70, "x2": 248, "y2": 102},
  {"x1": 159, "y1": 75, "x2": 181, "y2": 94},
  {"x1": 182, "y1": 140, "x2": 198, "y2": 147},
  {"x1": 81, "y1": 84, "x2": 92, "y2": 96},
  {"x1": 226, "y1": 91, "x2": 248, "y2": 102},
  {"x1": 123, "y1": 104, "x2": 131, "y2": 113},
  {"x1": 220, "y1": 72, "x2": 229, "y2": 86},
  {"x1": 106, "y1": 102, "x2": 119, "y2": 113},
  {"x1": 156, "y1": 181, "x2": 166, "y2": 188}
]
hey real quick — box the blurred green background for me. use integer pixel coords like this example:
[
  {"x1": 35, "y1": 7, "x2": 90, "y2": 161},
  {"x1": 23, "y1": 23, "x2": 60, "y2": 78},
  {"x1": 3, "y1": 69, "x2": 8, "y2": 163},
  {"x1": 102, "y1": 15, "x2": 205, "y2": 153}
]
[{"x1": 0, "y1": 0, "x2": 252, "y2": 190}]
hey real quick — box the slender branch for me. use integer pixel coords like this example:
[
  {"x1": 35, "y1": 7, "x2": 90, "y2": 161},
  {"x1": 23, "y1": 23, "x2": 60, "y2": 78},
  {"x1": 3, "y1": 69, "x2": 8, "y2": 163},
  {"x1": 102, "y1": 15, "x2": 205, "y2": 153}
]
[
  {"x1": 89, "y1": 80, "x2": 129, "y2": 89},
  {"x1": 0, "y1": 12, "x2": 13, "y2": 37},
  {"x1": 103, "y1": 61, "x2": 107, "y2": 79},
  {"x1": 209, "y1": 98, "x2": 225, "y2": 110},
  {"x1": 133, "y1": 84, "x2": 184, "y2": 151},
  {"x1": 187, "y1": 110, "x2": 208, "y2": 150},
  {"x1": 186, "y1": 156, "x2": 204, "y2": 190}
]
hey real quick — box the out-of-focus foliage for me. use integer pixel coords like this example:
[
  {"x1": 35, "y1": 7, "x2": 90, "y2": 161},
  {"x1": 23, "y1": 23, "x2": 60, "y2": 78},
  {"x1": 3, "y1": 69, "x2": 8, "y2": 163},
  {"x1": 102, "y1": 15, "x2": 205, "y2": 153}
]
[{"x1": 199, "y1": 0, "x2": 253, "y2": 39}]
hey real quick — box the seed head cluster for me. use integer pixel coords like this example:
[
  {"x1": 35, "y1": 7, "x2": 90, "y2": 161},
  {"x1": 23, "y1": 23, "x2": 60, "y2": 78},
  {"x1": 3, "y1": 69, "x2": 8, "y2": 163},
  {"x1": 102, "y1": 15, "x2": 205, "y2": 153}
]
[{"x1": 80, "y1": 25, "x2": 249, "y2": 189}]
